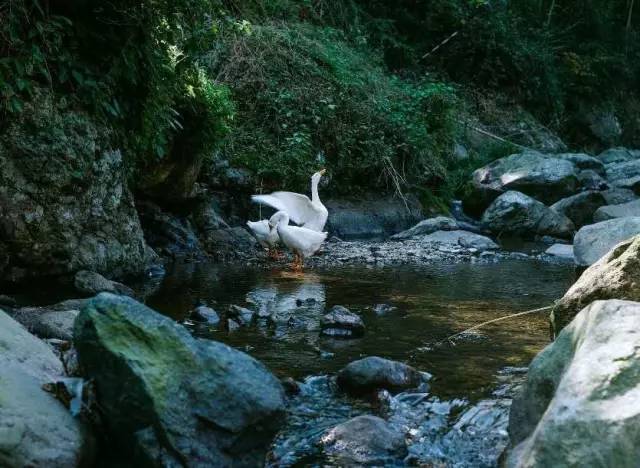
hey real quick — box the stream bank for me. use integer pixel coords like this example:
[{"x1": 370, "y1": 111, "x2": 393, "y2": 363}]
[{"x1": 2, "y1": 135, "x2": 640, "y2": 466}]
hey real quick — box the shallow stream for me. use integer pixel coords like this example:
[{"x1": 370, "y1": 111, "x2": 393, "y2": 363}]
[{"x1": 147, "y1": 258, "x2": 575, "y2": 466}]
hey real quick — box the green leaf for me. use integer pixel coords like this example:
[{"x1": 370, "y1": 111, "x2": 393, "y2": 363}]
[{"x1": 72, "y1": 70, "x2": 84, "y2": 85}]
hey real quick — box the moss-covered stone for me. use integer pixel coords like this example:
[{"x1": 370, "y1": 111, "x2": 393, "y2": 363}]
[
  {"x1": 0, "y1": 90, "x2": 151, "y2": 283},
  {"x1": 507, "y1": 300, "x2": 640, "y2": 467},
  {"x1": 74, "y1": 293, "x2": 285, "y2": 467}
]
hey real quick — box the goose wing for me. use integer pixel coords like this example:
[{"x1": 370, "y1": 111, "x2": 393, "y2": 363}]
[{"x1": 252, "y1": 192, "x2": 318, "y2": 226}]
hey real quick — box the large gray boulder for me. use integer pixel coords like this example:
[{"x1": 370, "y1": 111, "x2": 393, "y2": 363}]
[
  {"x1": 597, "y1": 147, "x2": 640, "y2": 165},
  {"x1": 602, "y1": 188, "x2": 638, "y2": 205},
  {"x1": 0, "y1": 310, "x2": 90, "y2": 467},
  {"x1": 74, "y1": 293, "x2": 286, "y2": 466},
  {"x1": 468, "y1": 152, "x2": 578, "y2": 212},
  {"x1": 0, "y1": 91, "x2": 151, "y2": 283},
  {"x1": 10, "y1": 298, "x2": 90, "y2": 341},
  {"x1": 0, "y1": 309, "x2": 65, "y2": 381},
  {"x1": 550, "y1": 191, "x2": 607, "y2": 228},
  {"x1": 320, "y1": 415, "x2": 407, "y2": 465},
  {"x1": 555, "y1": 152, "x2": 605, "y2": 174},
  {"x1": 325, "y1": 195, "x2": 423, "y2": 239},
  {"x1": 508, "y1": 300, "x2": 640, "y2": 467},
  {"x1": 606, "y1": 159, "x2": 640, "y2": 185},
  {"x1": 573, "y1": 217, "x2": 640, "y2": 266},
  {"x1": 594, "y1": 199, "x2": 640, "y2": 222},
  {"x1": 336, "y1": 356, "x2": 424, "y2": 396},
  {"x1": 481, "y1": 191, "x2": 575, "y2": 239},
  {"x1": 0, "y1": 364, "x2": 91, "y2": 468},
  {"x1": 551, "y1": 235, "x2": 640, "y2": 334}
]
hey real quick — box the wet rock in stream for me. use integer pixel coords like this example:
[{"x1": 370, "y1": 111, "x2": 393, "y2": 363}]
[
  {"x1": 372, "y1": 303, "x2": 397, "y2": 316},
  {"x1": 74, "y1": 270, "x2": 135, "y2": 297},
  {"x1": 320, "y1": 305, "x2": 365, "y2": 338},
  {"x1": 228, "y1": 304, "x2": 256, "y2": 325},
  {"x1": 337, "y1": 356, "x2": 426, "y2": 396},
  {"x1": 320, "y1": 415, "x2": 407, "y2": 465},
  {"x1": 190, "y1": 304, "x2": 221, "y2": 326},
  {"x1": 268, "y1": 369, "x2": 526, "y2": 467}
]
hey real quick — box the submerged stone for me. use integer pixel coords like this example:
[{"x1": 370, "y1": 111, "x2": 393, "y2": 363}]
[
  {"x1": 337, "y1": 356, "x2": 424, "y2": 396},
  {"x1": 190, "y1": 305, "x2": 220, "y2": 325},
  {"x1": 320, "y1": 415, "x2": 407, "y2": 465},
  {"x1": 228, "y1": 304, "x2": 256, "y2": 325},
  {"x1": 320, "y1": 305, "x2": 365, "y2": 338}
]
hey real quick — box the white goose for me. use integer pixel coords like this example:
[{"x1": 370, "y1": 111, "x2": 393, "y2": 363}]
[
  {"x1": 252, "y1": 169, "x2": 328, "y2": 232},
  {"x1": 270, "y1": 211, "x2": 327, "y2": 270},
  {"x1": 246, "y1": 212, "x2": 281, "y2": 258}
]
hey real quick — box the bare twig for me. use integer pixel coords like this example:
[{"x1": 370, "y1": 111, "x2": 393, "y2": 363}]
[
  {"x1": 434, "y1": 305, "x2": 553, "y2": 347},
  {"x1": 456, "y1": 119, "x2": 533, "y2": 151}
]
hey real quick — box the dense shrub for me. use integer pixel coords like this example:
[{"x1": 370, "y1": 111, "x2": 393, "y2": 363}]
[
  {"x1": 1, "y1": 0, "x2": 234, "y2": 177},
  {"x1": 206, "y1": 22, "x2": 457, "y2": 193}
]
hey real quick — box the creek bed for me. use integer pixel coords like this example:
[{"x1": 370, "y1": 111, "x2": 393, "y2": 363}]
[{"x1": 147, "y1": 258, "x2": 576, "y2": 466}]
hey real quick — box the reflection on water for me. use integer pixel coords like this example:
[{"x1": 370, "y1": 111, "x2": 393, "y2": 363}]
[
  {"x1": 147, "y1": 259, "x2": 575, "y2": 465},
  {"x1": 147, "y1": 259, "x2": 575, "y2": 400}
]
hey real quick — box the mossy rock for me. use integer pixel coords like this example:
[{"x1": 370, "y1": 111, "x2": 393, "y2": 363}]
[{"x1": 74, "y1": 293, "x2": 285, "y2": 466}]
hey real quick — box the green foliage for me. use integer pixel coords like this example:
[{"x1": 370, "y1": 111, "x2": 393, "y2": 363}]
[
  {"x1": 1, "y1": 0, "x2": 234, "y2": 176},
  {"x1": 441, "y1": 141, "x2": 516, "y2": 202},
  {"x1": 0, "y1": 1, "x2": 94, "y2": 114},
  {"x1": 207, "y1": 22, "x2": 457, "y2": 193},
  {"x1": 351, "y1": 0, "x2": 640, "y2": 143},
  {"x1": 4, "y1": 0, "x2": 640, "y2": 203}
]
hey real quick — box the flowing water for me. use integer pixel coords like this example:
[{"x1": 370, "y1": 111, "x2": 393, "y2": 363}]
[{"x1": 147, "y1": 258, "x2": 576, "y2": 466}]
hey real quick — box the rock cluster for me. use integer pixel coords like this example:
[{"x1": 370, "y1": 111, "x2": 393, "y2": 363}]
[{"x1": 463, "y1": 147, "x2": 640, "y2": 265}]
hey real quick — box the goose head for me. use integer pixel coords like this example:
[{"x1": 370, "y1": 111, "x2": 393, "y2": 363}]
[
  {"x1": 311, "y1": 168, "x2": 326, "y2": 184},
  {"x1": 269, "y1": 211, "x2": 289, "y2": 228}
]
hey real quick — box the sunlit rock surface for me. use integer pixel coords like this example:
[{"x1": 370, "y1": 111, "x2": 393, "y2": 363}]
[
  {"x1": 482, "y1": 191, "x2": 575, "y2": 239},
  {"x1": 573, "y1": 217, "x2": 640, "y2": 265},
  {"x1": 552, "y1": 235, "x2": 640, "y2": 333},
  {"x1": 508, "y1": 300, "x2": 640, "y2": 467},
  {"x1": 0, "y1": 309, "x2": 90, "y2": 467}
]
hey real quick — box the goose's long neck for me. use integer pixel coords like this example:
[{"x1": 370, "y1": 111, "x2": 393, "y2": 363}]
[
  {"x1": 277, "y1": 213, "x2": 290, "y2": 227},
  {"x1": 311, "y1": 177, "x2": 321, "y2": 204}
]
